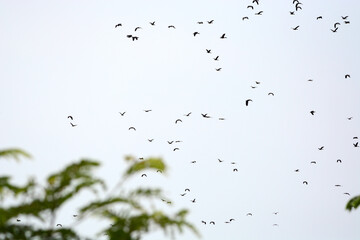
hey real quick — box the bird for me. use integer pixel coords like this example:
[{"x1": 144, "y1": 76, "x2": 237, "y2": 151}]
[
  {"x1": 255, "y1": 11, "x2": 263, "y2": 15},
  {"x1": 273, "y1": 224, "x2": 279, "y2": 227},
  {"x1": 255, "y1": 81, "x2": 261, "y2": 84},
  {"x1": 185, "y1": 188, "x2": 190, "y2": 192},
  {"x1": 134, "y1": 27, "x2": 141, "y2": 31},
  {"x1": 175, "y1": 119, "x2": 182, "y2": 124},
  {"x1": 215, "y1": 68, "x2": 222, "y2": 71},
  {"x1": 233, "y1": 168, "x2": 238, "y2": 172},
  {"x1": 128, "y1": 127, "x2": 136, "y2": 131},
  {"x1": 342, "y1": 16, "x2": 349, "y2": 20},
  {"x1": 191, "y1": 198, "x2": 196, "y2": 203},
  {"x1": 310, "y1": 161, "x2": 317, "y2": 164},
  {"x1": 213, "y1": 56, "x2": 219, "y2": 61},
  {"x1": 218, "y1": 159, "x2": 224, "y2": 162},
  {"x1": 210, "y1": 221, "x2": 215, "y2": 225},
  {"x1": 268, "y1": 92, "x2": 275, "y2": 96},
  {"x1": 347, "y1": 117, "x2": 353, "y2": 120},
  {"x1": 148, "y1": 139, "x2": 154, "y2": 142},
  {"x1": 206, "y1": 49, "x2": 212, "y2": 53},
  {"x1": 345, "y1": 74, "x2": 351, "y2": 78},
  {"x1": 167, "y1": 141, "x2": 174, "y2": 144},
  {"x1": 67, "y1": 116, "x2": 73, "y2": 120},
  {"x1": 247, "y1": 5, "x2": 254, "y2": 9},
  {"x1": 246, "y1": 213, "x2": 253, "y2": 216},
  {"x1": 168, "y1": 25, "x2": 176, "y2": 29},
  {"x1": 334, "y1": 22, "x2": 341, "y2": 28},
  {"x1": 175, "y1": 140, "x2": 182, "y2": 143},
  {"x1": 344, "y1": 192, "x2": 351, "y2": 196},
  {"x1": 201, "y1": 113, "x2": 211, "y2": 118},
  {"x1": 220, "y1": 33, "x2": 227, "y2": 39},
  {"x1": 253, "y1": 0, "x2": 259, "y2": 5},
  {"x1": 193, "y1": 32, "x2": 200, "y2": 37},
  {"x1": 191, "y1": 161, "x2": 196, "y2": 164},
  {"x1": 308, "y1": 79, "x2": 313, "y2": 82},
  {"x1": 16, "y1": 219, "x2": 21, "y2": 222},
  {"x1": 273, "y1": 212, "x2": 279, "y2": 215},
  {"x1": 292, "y1": 25, "x2": 300, "y2": 30},
  {"x1": 207, "y1": 20, "x2": 214, "y2": 24},
  {"x1": 242, "y1": 17, "x2": 249, "y2": 20},
  {"x1": 310, "y1": 110, "x2": 315, "y2": 115},
  {"x1": 119, "y1": 112, "x2": 126, "y2": 116},
  {"x1": 295, "y1": 169, "x2": 300, "y2": 172},
  {"x1": 201, "y1": 220, "x2": 206, "y2": 225},
  {"x1": 184, "y1": 112, "x2": 192, "y2": 116},
  {"x1": 344, "y1": 21, "x2": 350, "y2": 24},
  {"x1": 73, "y1": 215, "x2": 78, "y2": 217},
  {"x1": 303, "y1": 181, "x2": 308, "y2": 185},
  {"x1": 197, "y1": 21, "x2": 203, "y2": 24},
  {"x1": 335, "y1": 185, "x2": 342, "y2": 187},
  {"x1": 317, "y1": 16, "x2": 322, "y2": 20},
  {"x1": 353, "y1": 137, "x2": 358, "y2": 139},
  {"x1": 337, "y1": 159, "x2": 342, "y2": 163},
  {"x1": 331, "y1": 27, "x2": 338, "y2": 32},
  {"x1": 354, "y1": 142, "x2": 359, "y2": 147},
  {"x1": 70, "y1": 122, "x2": 77, "y2": 127},
  {"x1": 126, "y1": 35, "x2": 133, "y2": 38},
  {"x1": 144, "y1": 109, "x2": 152, "y2": 112},
  {"x1": 231, "y1": 162, "x2": 236, "y2": 164},
  {"x1": 141, "y1": 174, "x2": 147, "y2": 177},
  {"x1": 219, "y1": 118, "x2": 226, "y2": 120},
  {"x1": 173, "y1": 148, "x2": 180, "y2": 151},
  {"x1": 251, "y1": 86, "x2": 256, "y2": 89},
  {"x1": 245, "y1": 99, "x2": 253, "y2": 106},
  {"x1": 229, "y1": 218, "x2": 235, "y2": 222},
  {"x1": 56, "y1": 224, "x2": 62, "y2": 227},
  {"x1": 318, "y1": 146, "x2": 324, "y2": 150},
  {"x1": 131, "y1": 36, "x2": 139, "y2": 41},
  {"x1": 115, "y1": 23, "x2": 122, "y2": 28},
  {"x1": 149, "y1": 21, "x2": 155, "y2": 26},
  {"x1": 180, "y1": 193, "x2": 186, "y2": 196},
  {"x1": 290, "y1": 11, "x2": 295, "y2": 15}
]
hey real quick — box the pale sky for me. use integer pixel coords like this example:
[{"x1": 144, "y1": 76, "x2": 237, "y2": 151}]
[{"x1": 1, "y1": 0, "x2": 360, "y2": 239}]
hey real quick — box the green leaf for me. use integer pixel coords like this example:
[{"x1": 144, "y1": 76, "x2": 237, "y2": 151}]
[
  {"x1": 0, "y1": 148, "x2": 31, "y2": 162},
  {"x1": 124, "y1": 157, "x2": 166, "y2": 177},
  {"x1": 346, "y1": 195, "x2": 360, "y2": 211}
]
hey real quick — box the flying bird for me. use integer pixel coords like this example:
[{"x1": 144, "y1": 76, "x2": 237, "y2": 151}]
[
  {"x1": 115, "y1": 23, "x2": 122, "y2": 28},
  {"x1": 344, "y1": 21, "x2": 350, "y2": 24},
  {"x1": 16, "y1": 219, "x2": 21, "y2": 222},
  {"x1": 246, "y1": 213, "x2": 253, "y2": 216},
  {"x1": 201, "y1": 220, "x2": 206, "y2": 225},
  {"x1": 345, "y1": 74, "x2": 351, "y2": 78},
  {"x1": 128, "y1": 127, "x2": 136, "y2": 131},
  {"x1": 184, "y1": 112, "x2": 192, "y2": 116},
  {"x1": 197, "y1": 21, "x2": 203, "y2": 24},
  {"x1": 344, "y1": 192, "x2": 350, "y2": 196},
  {"x1": 268, "y1": 92, "x2": 275, "y2": 96},
  {"x1": 201, "y1": 113, "x2": 211, "y2": 118},
  {"x1": 342, "y1": 16, "x2": 349, "y2": 20},
  {"x1": 318, "y1": 146, "x2": 324, "y2": 150},
  {"x1": 247, "y1": 5, "x2": 254, "y2": 9},
  {"x1": 173, "y1": 148, "x2": 180, "y2": 151},
  {"x1": 207, "y1": 20, "x2": 214, "y2": 24},
  {"x1": 353, "y1": 137, "x2": 358, "y2": 139},
  {"x1": 193, "y1": 32, "x2": 200, "y2": 37},
  {"x1": 242, "y1": 17, "x2": 249, "y2": 20},
  {"x1": 255, "y1": 11, "x2": 263, "y2": 15},
  {"x1": 245, "y1": 99, "x2": 253, "y2": 106},
  {"x1": 337, "y1": 159, "x2": 342, "y2": 163},
  {"x1": 229, "y1": 218, "x2": 235, "y2": 222},
  {"x1": 292, "y1": 25, "x2": 300, "y2": 30},
  {"x1": 215, "y1": 68, "x2": 222, "y2": 71},
  {"x1": 220, "y1": 33, "x2": 227, "y2": 39},
  {"x1": 354, "y1": 142, "x2": 359, "y2": 147},
  {"x1": 219, "y1": 118, "x2": 226, "y2": 120},
  {"x1": 168, "y1": 25, "x2": 176, "y2": 29},
  {"x1": 218, "y1": 159, "x2": 224, "y2": 162},
  {"x1": 310, "y1": 110, "x2": 315, "y2": 115},
  {"x1": 191, "y1": 161, "x2": 196, "y2": 164},
  {"x1": 295, "y1": 169, "x2": 300, "y2": 172},
  {"x1": 331, "y1": 27, "x2": 338, "y2": 32},
  {"x1": 167, "y1": 141, "x2": 174, "y2": 144},
  {"x1": 233, "y1": 168, "x2": 238, "y2": 172},
  {"x1": 334, "y1": 22, "x2": 341, "y2": 28},
  {"x1": 148, "y1": 139, "x2": 154, "y2": 142},
  {"x1": 141, "y1": 174, "x2": 147, "y2": 177},
  {"x1": 316, "y1": 16, "x2": 322, "y2": 20},
  {"x1": 191, "y1": 198, "x2": 196, "y2": 203},
  {"x1": 335, "y1": 184, "x2": 342, "y2": 187},
  {"x1": 213, "y1": 56, "x2": 219, "y2": 61},
  {"x1": 310, "y1": 161, "x2": 317, "y2": 164},
  {"x1": 253, "y1": 0, "x2": 259, "y2": 5},
  {"x1": 73, "y1": 215, "x2": 78, "y2": 217},
  {"x1": 255, "y1": 81, "x2": 260, "y2": 84},
  {"x1": 149, "y1": 21, "x2": 155, "y2": 26},
  {"x1": 347, "y1": 117, "x2": 353, "y2": 120},
  {"x1": 131, "y1": 36, "x2": 139, "y2": 41},
  {"x1": 70, "y1": 122, "x2": 77, "y2": 127},
  {"x1": 210, "y1": 221, "x2": 215, "y2": 225},
  {"x1": 273, "y1": 212, "x2": 279, "y2": 215},
  {"x1": 144, "y1": 109, "x2": 152, "y2": 112},
  {"x1": 175, "y1": 119, "x2": 182, "y2": 124},
  {"x1": 185, "y1": 188, "x2": 190, "y2": 192},
  {"x1": 180, "y1": 193, "x2": 186, "y2": 196},
  {"x1": 303, "y1": 181, "x2": 308, "y2": 185},
  {"x1": 67, "y1": 116, "x2": 73, "y2": 120},
  {"x1": 134, "y1": 27, "x2": 142, "y2": 31},
  {"x1": 290, "y1": 11, "x2": 295, "y2": 15},
  {"x1": 206, "y1": 49, "x2": 212, "y2": 53},
  {"x1": 56, "y1": 224, "x2": 62, "y2": 227},
  {"x1": 119, "y1": 112, "x2": 126, "y2": 116}
]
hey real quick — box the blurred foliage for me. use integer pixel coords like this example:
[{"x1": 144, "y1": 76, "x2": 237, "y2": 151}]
[
  {"x1": 0, "y1": 148, "x2": 198, "y2": 240},
  {"x1": 346, "y1": 195, "x2": 360, "y2": 211}
]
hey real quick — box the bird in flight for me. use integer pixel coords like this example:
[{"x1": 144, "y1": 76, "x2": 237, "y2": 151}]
[
  {"x1": 180, "y1": 193, "x2": 186, "y2": 196},
  {"x1": 115, "y1": 23, "x2": 122, "y2": 28},
  {"x1": 134, "y1": 27, "x2": 142, "y2": 31},
  {"x1": 128, "y1": 127, "x2": 136, "y2": 131},
  {"x1": 344, "y1": 192, "x2": 350, "y2": 196},
  {"x1": 303, "y1": 181, "x2": 308, "y2": 185},
  {"x1": 310, "y1": 110, "x2": 315, "y2": 115},
  {"x1": 354, "y1": 137, "x2": 358, "y2": 139},
  {"x1": 197, "y1": 21, "x2": 203, "y2": 24},
  {"x1": 290, "y1": 11, "x2": 295, "y2": 15},
  {"x1": 247, "y1": 5, "x2": 254, "y2": 9},
  {"x1": 67, "y1": 116, "x2": 73, "y2": 120},
  {"x1": 73, "y1": 215, "x2": 78, "y2": 217},
  {"x1": 206, "y1": 49, "x2": 211, "y2": 53},
  {"x1": 246, "y1": 213, "x2": 253, "y2": 216},
  {"x1": 207, "y1": 20, "x2": 214, "y2": 24},
  {"x1": 215, "y1": 68, "x2": 222, "y2": 71},
  {"x1": 335, "y1": 184, "x2": 342, "y2": 187},
  {"x1": 317, "y1": 16, "x2": 322, "y2": 20},
  {"x1": 218, "y1": 159, "x2": 224, "y2": 163},
  {"x1": 201, "y1": 220, "x2": 206, "y2": 225},
  {"x1": 273, "y1": 212, "x2": 279, "y2": 215},
  {"x1": 345, "y1": 74, "x2": 351, "y2": 78},
  {"x1": 185, "y1": 188, "x2": 190, "y2": 192},
  {"x1": 220, "y1": 33, "x2": 227, "y2": 39},
  {"x1": 255, "y1": 11, "x2": 263, "y2": 15},
  {"x1": 184, "y1": 112, "x2": 192, "y2": 116},
  {"x1": 342, "y1": 16, "x2": 349, "y2": 20},
  {"x1": 213, "y1": 56, "x2": 219, "y2": 61},
  {"x1": 193, "y1": 32, "x2": 200, "y2": 37},
  {"x1": 229, "y1": 218, "x2": 235, "y2": 222},
  {"x1": 56, "y1": 224, "x2": 62, "y2": 227},
  {"x1": 334, "y1": 22, "x2": 341, "y2": 28},
  {"x1": 337, "y1": 159, "x2": 342, "y2": 163},
  {"x1": 167, "y1": 141, "x2": 174, "y2": 144},
  {"x1": 210, "y1": 221, "x2": 215, "y2": 225},
  {"x1": 175, "y1": 119, "x2": 182, "y2": 124},
  {"x1": 233, "y1": 168, "x2": 238, "y2": 172},
  {"x1": 268, "y1": 92, "x2": 275, "y2": 96},
  {"x1": 141, "y1": 174, "x2": 147, "y2": 177},
  {"x1": 149, "y1": 21, "x2": 155, "y2": 26},
  {"x1": 191, "y1": 198, "x2": 196, "y2": 203},
  {"x1": 253, "y1": 0, "x2": 259, "y2": 5},
  {"x1": 295, "y1": 169, "x2": 300, "y2": 172},
  {"x1": 219, "y1": 118, "x2": 225, "y2": 120},
  {"x1": 144, "y1": 109, "x2": 152, "y2": 112},
  {"x1": 347, "y1": 117, "x2": 353, "y2": 120},
  {"x1": 173, "y1": 148, "x2": 180, "y2": 151},
  {"x1": 292, "y1": 25, "x2": 300, "y2": 30},
  {"x1": 318, "y1": 146, "x2": 324, "y2": 150},
  {"x1": 16, "y1": 219, "x2": 21, "y2": 222},
  {"x1": 119, "y1": 112, "x2": 126, "y2": 116},
  {"x1": 344, "y1": 21, "x2": 350, "y2": 24},
  {"x1": 148, "y1": 139, "x2": 154, "y2": 142},
  {"x1": 310, "y1": 161, "x2": 317, "y2": 164},
  {"x1": 331, "y1": 27, "x2": 338, "y2": 32},
  {"x1": 354, "y1": 142, "x2": 359, "y2": 147},
  {"x1": 168, "y1": 25, "x2": 176, "y2": 29},
  {"x1": 201, "y1": 113, "x2": 211, "y2": 118},
  {"x1": 191, "y1": 161, "x2": 196, "y2": 164},
  {"x1": 242, "y1": 17, "x2": 249, "y2": 20},
  {"x1": 70, "y1": 122, "x2": 77, "y2": 127},
  {"x1": 245, "y1": 99, "x2": 253, "y2": 106}
]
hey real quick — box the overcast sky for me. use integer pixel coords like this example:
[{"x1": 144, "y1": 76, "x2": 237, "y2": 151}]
[{"x1": 1, "y1": 0, "x2": 360, "y2": 239}]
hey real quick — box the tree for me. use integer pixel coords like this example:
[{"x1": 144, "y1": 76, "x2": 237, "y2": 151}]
[
  {"x1": 0, "y1": 148, "x2": 198, "y2": 240},
  {"x1": 346, "y1": 196, "x2": 360, "y2": 212}
]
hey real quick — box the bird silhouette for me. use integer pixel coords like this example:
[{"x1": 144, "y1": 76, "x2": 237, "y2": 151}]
[
  {"x1": 231, "y1": 162, "x2": 236, "y2": 164},
  {"x1": 119, "y1": 112, "x2": 126, "y2": 116},
  {"x1": 295, "y1": 169, "x2": 300, "y2": 172},
  {"x1": 141, "y1": 174, "x2": 147, "y2": 177},
  {"x1": 131, "y1": 36, "x2": 139, "y2": 41},
  {"x1": 242, "y1": 17, "x2": 249, "y2": 20},
  {"x1": 73, "y1": 215, "x2": 78, "y2": 217},
  {"x1": 310, "y1": 110, "x2": 315, "y2": 115},
  {"x1": 115, "y1": 23, "x2": 122, "y2": 28},
  {"x1": 201, "y1": 220, "x2": 206, "y2": 225},
  {"x1": 157, "y1": 170, "x2": 162, "y2": 173},
  {"x1": 210, "y1": 221, "x2": 215, "y2": 225},
  {"x1": 191, "y1": 198, "x2": 196, "y2": 203},
  {"x1": 201, "y1": 113, "x2": 211, "y2": 118},
  {"x1": 253, "y1": 0, "x2": 259, "y2": 5},
  {"x1": 344, "y1": 21, "x2": 350, "y2": 24},
  {"x1": 180, "y1": 193, "x2": 186, "y2": 196},
  {"x1": 331, "y1": 27, "x2": 338, "y2": 32},
  {"x1": 175, "y1": 119, "x2": 182, "y2": 124},
  {"x1": 70, "y1": 122, "x2": 77, "y2": 127},
  {"x1": 310, "y1": 161, "x2": 317, "y2": 164},
  {"x1": 197, "y1": 21, "x2": 203, "y2": 24},
  {"x1": 168, "y1": 25, "x2": 176, "y2": 29},
  {"x1": 193, "y1": 32, "x2": 200, "y2": 37},
  {"x1": 353, "y1": 137, "x2": 358, "y2": 139},
  {"x1": 335, "y1": 184, "x2": 342, "y2": 187},
  {"x1": 318, "y1": 146, "x2": 324, "y2": 150},
  {"x1": 148, "y1": 139, "x2": 154, "y2": 142},
  {"x1": 229, "y1": 218, "x2": 235, "y2": 222},
  {"x1": 290, "y1": 11, "x2": 295, "y2": 15},
  {"x1": 185, "y1": 188, "x2": 190, "y2": 192},
  {"x1": 342, "y1": 16, "x2": 349, "y2": 20},
  {"x1": 337, "y1": 159, "x2": 342, "y2": 163},
  {"x1": 149, "y1": 21, "x2": 155, "y2": 26},
  {"x1": 345, "y1": 74, "x2": 351, "y2": 78},
  {"x1": 206, "y1": 49, "x2": 212, "y2": 53},
  {"x1": 268, "y1": 92, "x2": 275, "y2": 96},
  {"x1": 56, "y1": 224, "x2": 62, "y2": 227},
  {"x1": 213, "y1": 56, "x2": 219, "y2": 61},
  {"x1": 233, "y1": 168, "x2": 238, "y2": 172},
  {"x1": 344, "y1": 192, "x2": 350, "y2": 196},
  {"x1": 184, "y1": 112, "x2": 192, "y2": 116},
  {"x1": 219, "y1": 118, "x2": 226, "y2": 120},
  {"x1": 273, "y1": 224, "x2": 279, "y2": 227},
  {"x1": 347, "y1": 117, "x2": 353, "y2": 120},
  {"x1": 128, "y1": 127, "x2": 136, "y2": 131},
  {"x1": 303, "y1": 181, "x2": 308, "y2": 185},
  {"x1": 16, "y1": 219, "x2": 21, "y2": 222},
  {"x1": 246, "y1": 213, "x2": 253, "y2": 216},
  {"x1": 292, "y1": 25, "x2": 300, "y2": 30},
  {"x1": 251, "y1": 86, "x2": 256, "y2": 89},
  {"x1": 191, "y1": 161, "x2": 196, "y2": 164},
  {"x1": 247, "y1": 5, "x2": 254, "y2": 9},
  {"x1": 273, "y1": 212, "x2": 279, "y2": 215},
  {"x1": 245, "y1": 99, "x2": 253, "y2": 106},
  {"x1": 255, "y1": 11, "x2": 263, "y2": 15},
  {"x1": 167, "y1": 141, "x2": 174, "y2": 144},
  {"x1": 317, "y1": 16, "x2": 322, "y2": 20},
  {"x1": 220, "y1": 33, "x2": 227, "y2": 39},
  {"x1": 207, "y1": 20, "x2": 214, "y2": 24},
  {"x1": 255, "y1": 81, "x2": 260, "y2": 84},
  {"x1": 173, "y1": 148, "x2": 180, "y2": 151},
  {"x1": 334, "y1": 22, "x2": 341, "y2": 28},
  {"x1": 215, "y1": 68, "x2": 222, "y2": 71},
  {"x1": 67, "y1": 116, "x2": 73, "y2": 120},
  {"x1": 354, "y1": 142, "x2": 359, "y2": 147},
  {"x1": 144, "y1": 109, "x2": 152, "y2": 112},
  {"x1": 134, "y1": 27, "x2": 141, "y2": 31}
]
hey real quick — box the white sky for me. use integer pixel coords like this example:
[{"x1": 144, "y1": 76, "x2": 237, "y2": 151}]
[{"x1": 1, "y1": 0, "x2": 360, "y2": 239}]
